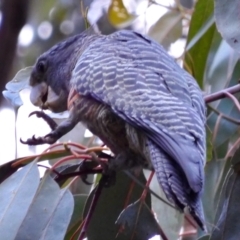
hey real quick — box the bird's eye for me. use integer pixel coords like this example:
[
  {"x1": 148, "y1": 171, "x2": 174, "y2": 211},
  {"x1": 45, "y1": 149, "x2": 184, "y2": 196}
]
[{"x1": 37, "y1": 61, "x2": 46, "y2": 73}]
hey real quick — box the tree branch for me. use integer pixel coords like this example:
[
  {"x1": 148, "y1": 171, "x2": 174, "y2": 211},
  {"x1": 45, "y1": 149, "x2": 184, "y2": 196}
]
[
  {"x1": 0, "y1": 0, "x2": 30, "y2": 102},
  {"x1": 204, "y1": 84, "x2": 240, "y2": 103}
]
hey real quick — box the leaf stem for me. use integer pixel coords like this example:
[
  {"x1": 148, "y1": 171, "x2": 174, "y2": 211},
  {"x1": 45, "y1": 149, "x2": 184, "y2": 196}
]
[
  {"x1": 78, "y1": 175, "x2": 105, "y2": 240},
  {"x1": 204, "y1": 84, "x2": 240, "y2": 103}
]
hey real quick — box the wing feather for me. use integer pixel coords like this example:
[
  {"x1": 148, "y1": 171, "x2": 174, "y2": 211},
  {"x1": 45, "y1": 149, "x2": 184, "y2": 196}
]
[{"x1": 71, "y1": 30, "x2": 206, "y2": 193}]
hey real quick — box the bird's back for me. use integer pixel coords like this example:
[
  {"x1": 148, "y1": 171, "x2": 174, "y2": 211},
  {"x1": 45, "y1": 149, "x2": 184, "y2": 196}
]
[{"x1": 70, "y1": 30, "x2": 206, "y2": 229}]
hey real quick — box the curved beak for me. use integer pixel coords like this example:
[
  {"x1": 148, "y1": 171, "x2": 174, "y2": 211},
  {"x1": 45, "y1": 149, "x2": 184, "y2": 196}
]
[
  {"x1": 30, "y1": 82, "x2": 48, "y2": 107},
  {"x1": 30, "y1": 82, "x2": 67, "y2": 112},
  {"x1": 43, "y1": 87, "x2": 68, "y2": 112}
]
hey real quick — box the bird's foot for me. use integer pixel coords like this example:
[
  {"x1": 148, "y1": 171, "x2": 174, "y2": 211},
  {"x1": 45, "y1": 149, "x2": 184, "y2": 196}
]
[
  {"x1": 29, "y1": 111, "x2": 57, "y2": 130},
  {"x1": 20, "y1": 111, "x2": 59, "y2": 145},
  {"x1": 20, "y1": 132, "x2": 58, "y2": 145}
]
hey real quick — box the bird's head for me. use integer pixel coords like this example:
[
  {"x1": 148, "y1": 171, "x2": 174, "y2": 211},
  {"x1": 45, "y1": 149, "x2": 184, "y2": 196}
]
[{"x1": 29, "y1": 28, "x2": 99, "y2": 113}]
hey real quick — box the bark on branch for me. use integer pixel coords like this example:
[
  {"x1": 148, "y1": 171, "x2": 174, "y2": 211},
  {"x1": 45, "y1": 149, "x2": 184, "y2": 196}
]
[{"x1": 0, "y1": 0, "x2": 30, "y2": 103}]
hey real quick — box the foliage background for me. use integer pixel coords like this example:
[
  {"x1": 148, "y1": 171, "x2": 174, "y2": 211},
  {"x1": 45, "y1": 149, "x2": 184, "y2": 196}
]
[{"x1": 1, "y1": 0, "x2": 240, "y2": 239}]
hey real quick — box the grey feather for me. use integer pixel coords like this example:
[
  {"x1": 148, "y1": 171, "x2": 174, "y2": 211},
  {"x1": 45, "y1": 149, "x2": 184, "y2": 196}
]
[{"x1": 70, "y1": 30, "x2": 206, "y2": 228}]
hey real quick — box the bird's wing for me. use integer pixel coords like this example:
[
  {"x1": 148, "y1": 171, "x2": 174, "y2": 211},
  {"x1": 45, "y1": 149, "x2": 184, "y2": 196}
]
[{"x1": 71, "y1": 30, "x2": 206, "y2": 193}]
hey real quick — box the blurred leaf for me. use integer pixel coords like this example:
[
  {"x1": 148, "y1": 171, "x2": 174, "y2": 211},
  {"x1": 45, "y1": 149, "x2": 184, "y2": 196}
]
[
  {"x1": 83, "y1": 170, "x2": 151, "y2": 240},
  {"x1": 214, "y1": 159, "x2": 231, "y2": 204},
  {"x1": 207, "y1": 60, "x2": 240, "y2": 156},
  {"x1": 3, "y1": 66, "x2": 32, "y2": 108},
  {"x1": 17, "y1": 173, "x2": 74, "y2": 240},
  {"x1": 180, "y1": 0, "x2": 194, "y2": 9},
  {"x1": 148, "y1": 173, "x2": 183, "y2": 240},
  {"x1": 230, "y1": 142, "x2": 240, "y2": 166},
  {"x1": 108, "y1": 0, "x2": 135, "y2": 28},
  {"x1": 186, "y1": 15, "x2": 215, "y2": 52},
  {"x1": 65, "y1": 194, "x2": 88, "y2": 240},
  {"x1": 184, "y1": 0, "x2": 215, "y2": 88},
  {"x1": 214, "y1": 0, "x2": 240, "y2": 52},
  {"x1": 206, "y1": 126, "x2": 213, "y2": 162},
  {"x1": 198, "y1": 235, "x2": 210, "y2": 240},
  {"x1": 49, "y1": 4, "x2": 68, "y2": 23},
  {"x1": 206, "y1": 39, "x2": 238, "y2": 94},
  {"x1": 0, "y1": 149, "x2": 71, "y2": 183},
  {"x1": 51, "y1": 163, "x2": 81, "y2": 186},
  {"x1": 148, "y1": 11, "x2": 182, "y2": 49},
  {"x1": 210, "y1": 166, "x2": 240, "y2": 240},
  {"x1": 0, "y1": 161, "x2": 39, "y2": 240},
  {"x1": 202, "y1": 158, "x2": 225, "y2": 232},
  {"x1": 116, "y1": 200, "x2": 162, "y2": 240}
]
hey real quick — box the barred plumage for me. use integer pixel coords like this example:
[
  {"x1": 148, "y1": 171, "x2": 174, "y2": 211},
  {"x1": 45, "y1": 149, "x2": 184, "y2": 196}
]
[
  {"x1": 71, "y1": 30, "x2": 206, "y2": 228},
  {"x1": 28, "y1": 29, "x2": 206, "y2": 230}
]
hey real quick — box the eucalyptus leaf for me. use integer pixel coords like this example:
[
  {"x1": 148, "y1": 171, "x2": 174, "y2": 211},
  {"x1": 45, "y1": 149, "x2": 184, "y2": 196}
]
[
  {"x1": 64, "y1": 194, "x2": 88, "y2": 240},
  {"x1": 210, "y1": 168, "x2": 240, "y2": 240},
  {"x1": 3, "y1": 66, "x2": 32, "y2": 108},
  {"x1": 180, "y1": 0, "x2": 194, "y2": 9},
  {"x1": 116, "y1": 200, "x2": 162, "y2": 240},
  {"x1": 17, "y1": 174, "x2": 74, "y2": 240},
  {"x1": 0, "y1": 161, "x2": 39, "y2": 240},
  {"x1": 148, "y1": 11, "x2": 182, "y2": 49},
  {"x1": 198, "y1": 235, "x2": 210, "y2": 240},
  {"x1": 184, "y1": 0, "x2": 215, "y2": 88},
  {"x1": 108, "y1": 0, "x2": 135, "y2": 28},
  {"x1": 215, "y1": 0, "x2": 240, "y2": 52},
  {"x1": 207, "y1": 60, "x2": 240, "y2": 153},
  {"x1": 148, "y1": 173, "x2": 183, "y2": 240},
  {"x1": 83, "y1": 171, "x2": 151, "y2": 240}
]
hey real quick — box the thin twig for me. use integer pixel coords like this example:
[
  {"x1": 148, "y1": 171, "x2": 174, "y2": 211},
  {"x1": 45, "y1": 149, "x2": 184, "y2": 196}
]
[
  {"x1": 225, "y1": 137, "x2": 240, "y2": 160},
  {"x1": 54, "y1": 168, "x2": 103, "y2": 182},
  {"x1": 208, "y1": 105, "x2": 240, "y2": 125},
  {"x1": 78, "y1": 176, "x2": 105, "y2": 240},
  {"x1": 204, "y1": 84, "x2": 240, "y2": 103},
  {"x1": 140, "y1": 170, "x2": 154, "y2": 200},
  {"x1": 222, "y1": 91, "x2": 240, "y2": 112},
  {"x1": 212, "y1": 114, "x2": 222, "y2": 145},
  {"x1": 124, "y1": 170, "x2": 177, "y2": 210}
]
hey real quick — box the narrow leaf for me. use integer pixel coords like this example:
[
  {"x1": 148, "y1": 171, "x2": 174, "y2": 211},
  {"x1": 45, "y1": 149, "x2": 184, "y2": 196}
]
[
  {"x1": 116, "y1": 200, "x2": 162, "y2": 240},
  {"x1": 83, "y1": 171, "x2": 151, "y2": 240},
  {"x1": 184, "y1": 0, "x2": 215, "y2": 88},
  {"x1": 148, "y1": 11, "x2": 182, "y2": 49},
  {"x1": 215, "y1": 0, "x2": 240, "y2": 52},
  {"x1": 0, "y1": 162, "x2": 40, "y2": 240},
  {"x1": 3, "y1": 66, "x2": 32, "y2": 108}
]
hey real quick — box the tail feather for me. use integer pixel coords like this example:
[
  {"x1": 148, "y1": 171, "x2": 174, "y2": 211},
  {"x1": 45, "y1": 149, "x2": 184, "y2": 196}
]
[{"x1": 147, "y1": 139, "x2": 205, "y2": 230}]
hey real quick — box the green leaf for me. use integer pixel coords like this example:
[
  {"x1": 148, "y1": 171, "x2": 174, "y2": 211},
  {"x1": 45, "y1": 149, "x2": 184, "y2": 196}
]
[
  {"x1": 184, "y1": 0, "x2": 215, "y2": 88},
  {"x1": 0, "y1": 161, "x2": 39, "y2": 239},
  {"x1": 149, "y1": 172, "x2": 183, "y2": 240},
  {"x1": 207, "y1": 60, "x2": 240, "y2": 154},
  {"x1": 214, "y1": 158, "x2": 231, "y2": 204},
  {"x1": 198, "y1": 235, "x2": 210, "y2": 240},
  {"x1": 202, "y1": 158, "x2": 225, "y2": 232},
  {"x1": 180, "y1": 0, "x2": 194, "y2": 9},
  {"x1": 0, "y1": 149, "x2": 72, "y2": 184},
  {"x1": 83, "y1": 171, "x2": 151, "y2": 240},
  {"x1": 3, "y1": 66, "x2": 32, "y2": 108},
  {"x1": 206, "y1": 126, "x2": 213, "y2": 162},
  {"x1": 148, "y1": 11, "x2": 182, "y2": 49},
  {"x1": 210, "y1": 167, "x2": 240, "y2": 240},
  {"x1": 186, "y1": 15, "x2": 215, "y2": 52},
  {"x1": 214, "y1": 0, "x2": 240, "y2": 52},
  {"x1": 65, "y1": 194, "x2": 88, "y2": 240},
  {"x1": 116, "y1": 200, "x2": 162, "y2": 240},
  {"x1": 108, "y1": 0, "x2": 135, "y2": 28},
  {"x1": 17, "y1": 173, "x2": 74, "y2": 240}
]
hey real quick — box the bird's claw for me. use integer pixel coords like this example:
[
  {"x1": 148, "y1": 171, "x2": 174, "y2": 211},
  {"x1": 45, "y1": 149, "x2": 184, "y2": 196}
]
[
  {"x1": 28, "y1": 111, "x2": 57, "y2": 130},
  {"x1": 20, "y1": 132, "x2": 57, "y2": 145}
]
